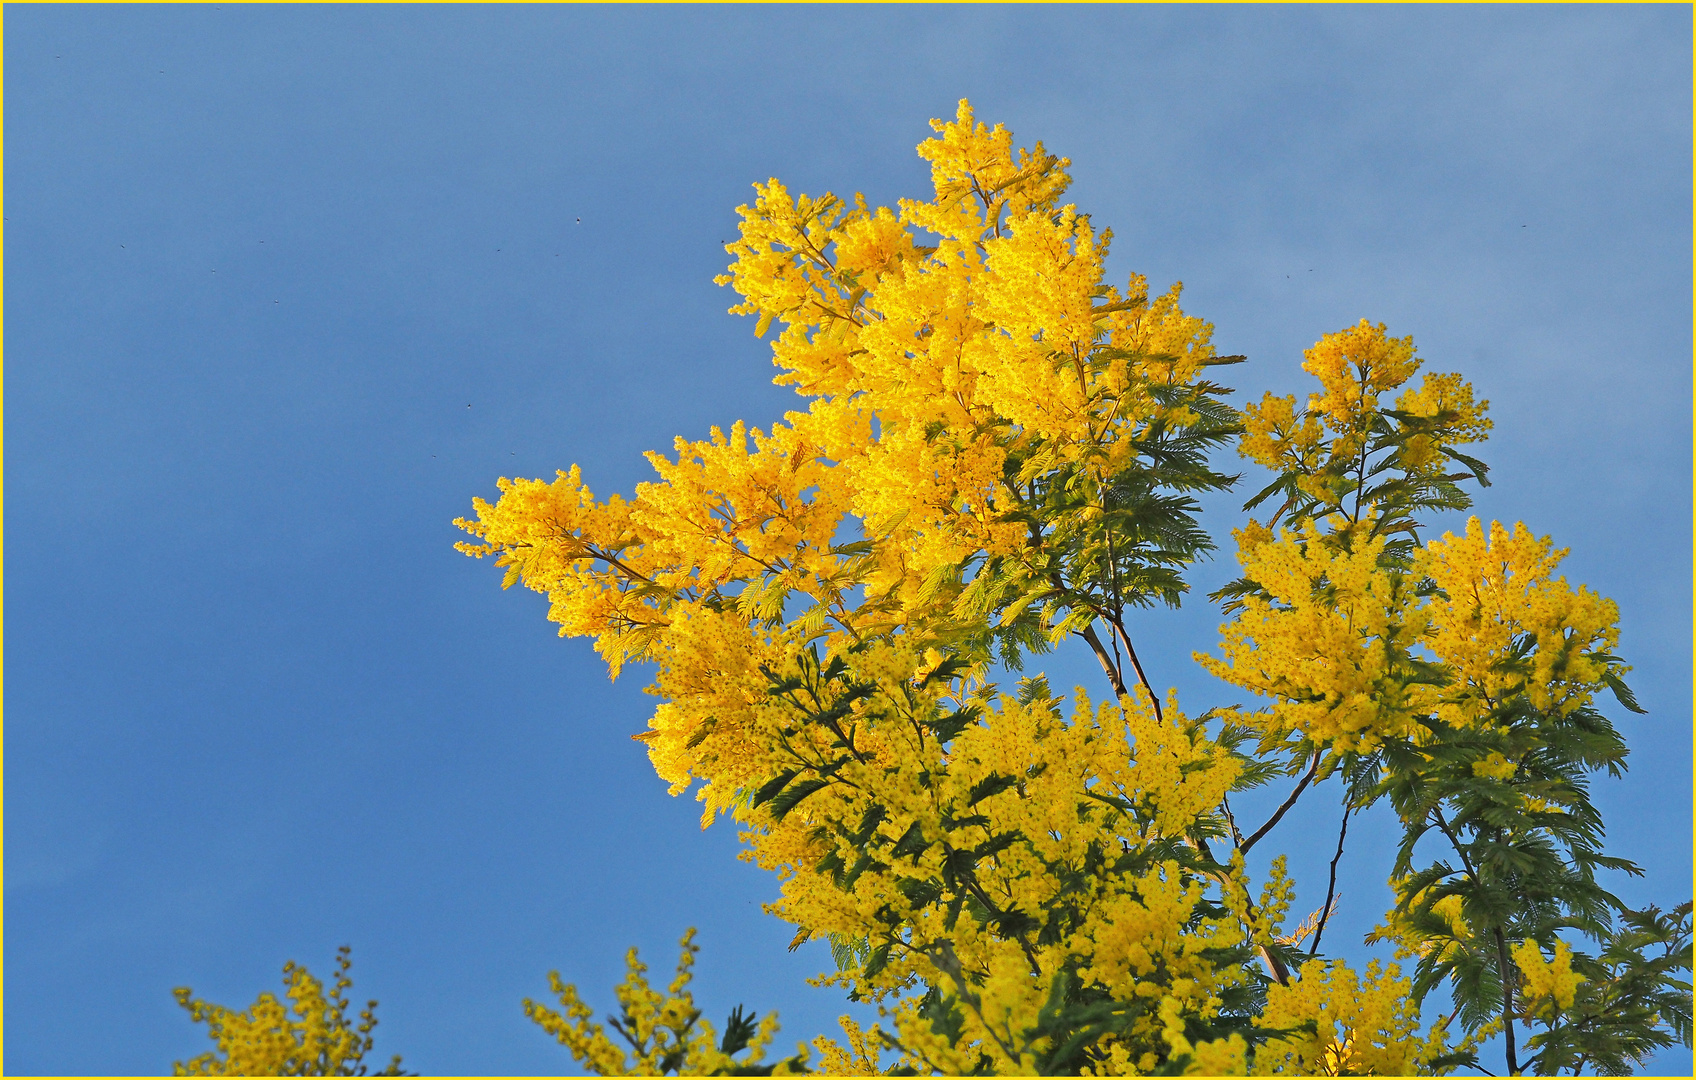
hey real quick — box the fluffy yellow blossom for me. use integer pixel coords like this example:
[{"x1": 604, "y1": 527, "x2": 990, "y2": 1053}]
[
  {"x1": 739, "y1": 682, "x2": 1251, "y2": 1073},
  {"x1": 1233, "y1": 317, "x2": 1489, "y2": 546},
  {"x1": 1511, "y1": 939, "x2": 1585, "y2": 1021},
  {"x1": 809, "y1": 1015, "x2": 888, "y2": 1076},
  {"x1": 1184, "y1": 1032, "x2": 1251, "y2": 1076},
  {"x1": 1240, "y1": 392, "x2": 1325, "y2": 475},
  {"x1": 173, "y1": 948, "x2": 403, "y2": 1077},
  {"x1": 1254, "y1": 959, "x2": 1446, "y2": 1075},
  {"x1": 1197, "y1": 518, "x2": 1431, "y2": 753},
  {"x1": 1419, "y1": 518, "x2": 1621, "y2": 720},
  {"x1": 1302, "y1": 321, "x2": 1420, "y2": 434},
  {"x1": 525, "y1": 929, "x2": 804, "y2": 1076},
  {"x1": 457, "y1": 101, "x2": 1241, "y2": 884},
  {"x1": 1396, "y1": 371, "x2": 1491, "y2": 442},
  {"x1": 1367, "y1": 878, "x2": 1474, "y2": 968},
  {"x1": 1471, "y1": 751, "x2": 1519, "y2": 780}
]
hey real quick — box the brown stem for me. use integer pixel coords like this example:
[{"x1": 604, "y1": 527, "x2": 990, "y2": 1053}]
[
  {"x1": 1077, "y1": 624, "x2": 1129, "y2": 699},
  {"x1": 1494, "y1": 927, "x2": 1520, "y2": 1075},
  {"x1": 1431, "y1": 807, "x2": 1480, "y2": 883},
  {"x1": 1221, "y1": 794, "x2": 1245, "y2": 848},
  {"x1": 583, "y1": 543, "x2": 657, "y2": 586},
  {"x1": 1107, "y1": 616, "x2": 1162, "y2": 723}
]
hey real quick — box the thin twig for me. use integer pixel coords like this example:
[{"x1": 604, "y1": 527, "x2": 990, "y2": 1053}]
[
  {"x1": 1431, "y1": 806, "x2": 1480, "y2": 883},
  {"x1": 1222, "y1": 793, "x2": 1245, "y2": 848},
  {"x1": 1103, "y1": 525, "x2": 1126, "y2": 682},
  {"x1": 1309, "y1": 802, "x2": 1351, "y2": 956},
  {"x1": 1238, "y1": 751, "x2": 1322, "y2": 855}
]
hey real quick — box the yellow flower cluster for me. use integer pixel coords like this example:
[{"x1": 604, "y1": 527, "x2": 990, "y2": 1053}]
[
  {"x1": 809, "y1": 1014, "x2": 890, "y2": 1076},
  {"x1": 1203, "y1": 513, "x2": 1624, "y2": 756},
  {"x1": 713, "y1": 99, "x2": 1221, "y2": 617},
  {"x1": 1301, "y1": 321, "x2": 1420, "y2": 436},
  {"x1": 172, "y1": 948, "x2": 402, "y2": 1077},
  {"x1": 525, "y1": 929, "x2": 804, "y2": 1076},
  {"x1": 1238, "y1": 320, "x2": 1488, "y2": 517},
  {"x1": 735, "y1": 684, "x2": 1259, "y2": 1074},
  {"x1": 456, "y1": 99, "x2": 1239, "y2": 862},
  {"x1": 1368, "y1": 879, "x2": 1472, "y2": 967},
  {"x1": 1238, "y1": 392, "x2": 1325, "y2": 493},
  {"x1": 1248, "y1": 958, "x2": 1450, "y2": 1075},
  {"x1": 1471, "y1": 751, "x2": 1518, "y2": 780},
  {"x1": 1420, "y1": 518, "x2": 1620, "y2": 722},
  {"x1": 1395, "y1": 372, "x2": 1492, "y2": 471},
  {"x1": 1510, "y1": 939, "x2": 1585, "y2": 1021},
  {"x1": 1145, "y1": 958, "x2": 1454, "y2": 1076},
  {"x1": 1198, "y1": 518, "x2": 1431, "y2": 753}
]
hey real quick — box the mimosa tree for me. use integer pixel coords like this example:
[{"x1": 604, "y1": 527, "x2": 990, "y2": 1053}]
[
  {"x1": 177, "y1": 100, "x2": 1688, "y2": 1078},
  {"x1": 453, "y1": 101, "x2": 1689, "y2": 1077}
]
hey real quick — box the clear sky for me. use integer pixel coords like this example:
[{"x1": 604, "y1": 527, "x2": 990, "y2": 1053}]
[{"x1": 4, "y1": 4, "x2": 1689, "y2": 1076}]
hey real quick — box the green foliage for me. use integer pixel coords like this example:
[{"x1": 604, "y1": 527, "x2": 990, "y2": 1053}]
[{"x1": 1522, "y1": 903, "x2": 1694, "y2": 1076}]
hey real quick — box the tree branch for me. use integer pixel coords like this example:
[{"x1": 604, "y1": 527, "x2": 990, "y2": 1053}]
[
  {"x1": 1238, "y1": 751, "x2": 1322, "y2": 856},
  {"x1": 1076, "y1": 624, "x2": 1129, "y2": 699},
  {"x1": 1309, "y1": 802, "x2": 1350, "y2": 956},
  {"x1": 1431, "y1": 806, "x2": 1481, "y2": 884},
  {"x1": 1222, "y1": 793, "x2": 1245, "y2": 848},
  {"x1": 1107, "y1": 615, "x2": 1162, "y2": 723},
  {"x1": 1494, "y1": 926, "x2": 1520, "y2": 1076}
]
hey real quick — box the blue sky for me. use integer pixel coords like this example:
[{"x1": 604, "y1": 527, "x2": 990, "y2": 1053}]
[{"x1": 4, "y1": 5, "x2": 1689, "y2": 1076}]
